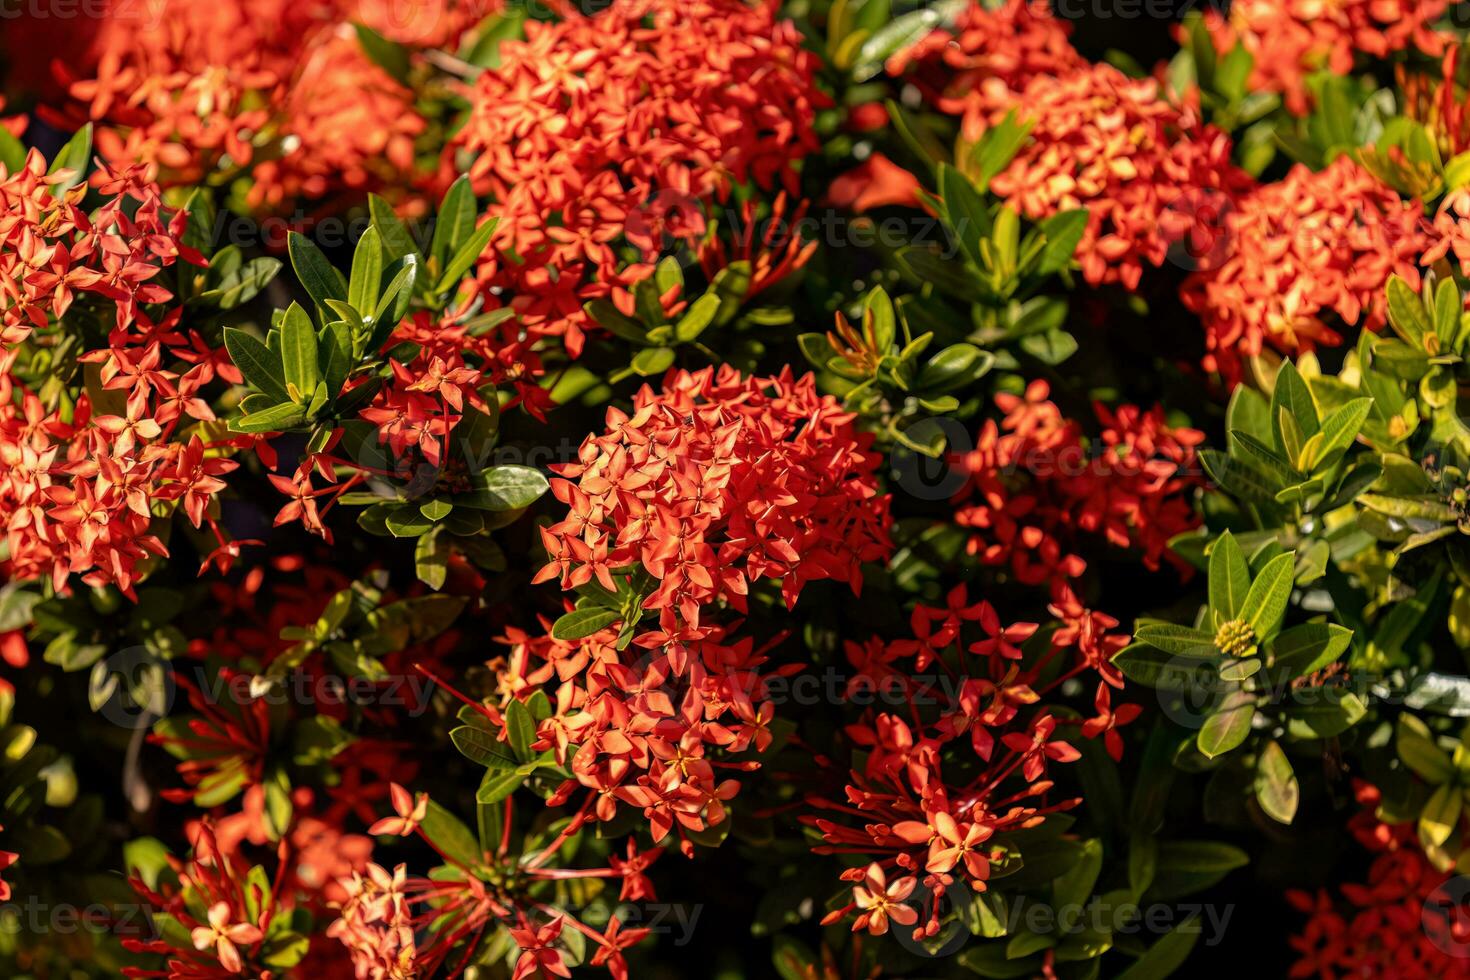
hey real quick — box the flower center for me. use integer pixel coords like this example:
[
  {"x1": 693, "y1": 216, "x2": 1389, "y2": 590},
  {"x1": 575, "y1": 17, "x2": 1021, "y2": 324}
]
[{"x1": 1214, "y1": 618, "x2": 1257, "y2": 658}]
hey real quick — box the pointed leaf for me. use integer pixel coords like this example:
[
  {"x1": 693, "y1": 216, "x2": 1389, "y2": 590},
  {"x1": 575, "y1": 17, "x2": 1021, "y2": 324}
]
[
  {"x1": 1208, "y1": 532, "x2": 1251, "y2": 622},
  {"x1": 1242, "y1": 552, "x2": 1295, "y2": 640}
]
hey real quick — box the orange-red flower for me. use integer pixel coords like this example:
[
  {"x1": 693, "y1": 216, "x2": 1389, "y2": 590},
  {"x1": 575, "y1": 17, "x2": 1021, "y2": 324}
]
[
  {"x1": 537, "y1": 366, "x2": 891, "y2": 626},
  {"x1": 1197, "y1": 0, "x2": 1450, "y2": 115},
  {"x1": 1181, "y1": 155, "x2": 1427, "y2": 379},
  {"x1": 971, "y1": 63, "x2": 1250, "y2": 289},
  {"x1": 889, "y1": 0, "x2": 1083, "y2": 116},
  {"x1": 450, "y1": 0, "x2": 824, "y2": 354}
]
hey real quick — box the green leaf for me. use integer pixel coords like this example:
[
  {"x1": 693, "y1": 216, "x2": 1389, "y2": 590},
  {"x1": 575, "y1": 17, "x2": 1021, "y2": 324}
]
[
  {"x1": 1285, "y1": 688, "x2": 1365, "y2": 739},
  {"x1": 1114, "y1": 922, "x2": 1201, "y2": 980},
  {"x1": 48, "y1": 123, "x2": 92, "y2": 192},
  {"x1": 1421, "y1": 782, "x2": 1462, "y2": 848},
  {"x1": 1035, "y1": 210, "x2": 1089, "y2": 275},
  {"x1": 476, "y1": 766, "x2": 525, "y2": 806},
  {"x1": 0, "y1": 127, "x2": 24, "y2": 175},
  {"x1": 958, "y1": 945, "x2": 1042, "y2": 978},
  {"x1": 969, "y1": 109, "x2": 1033, "y2": 192},
  {"x1": 1133, "y1": 624, "x2": 1218, "y2": 657},
  {"x1": 1397, "y1": 714, "x2": 1455, "y2": 783},
  {"x1": 1270, "y1": 362, "x2": 1319, "y2": 451},
  {"x1": 1154, "y1": 840, "x2": 1249, "y2": 874},
  {"x1": 1242, "y1": 552, "x2": 1295, "y2": 640},
  {"x1": 224, "y1": 328, "x2": 289, "y2": 402},
  {"x1": 415, "y1": 529, "x2": 449, "y2": 590},
  {"x1": 1200, "y1": 449, "x2": 1279, "y2": 503},
  {"x1": 885, "y1": 99, "x2": 946, "y2": 173},
  {"x1": 353, "y1": 22, "x2": 411, "y2": 84},
  {"x1": 1052, "y1": 838, "x2": 1103, "y2": 910},
  {"x1": 348, "y1": 226, "x2": 385, "y2": 317},
  {"x1": 385, "y1": 507, "x2": 435, "y2": 538},
  {"x1": 1208, "y1": 531, "x2": 1251, "y2": 622},
  {"x1": 1304, "y1": 397, "x2": 1371, "y2": 470},
  {"x1": 437, "y1": 217, "x2": 497, "y2": 294},
  {"x1": 915, "y1": 343, "x2": 994, "y2": 394},
  {"x1": 230, "y1": 401, "x2": 307, "y2": 433},
  {"x1": 1268, "y1": 623, "x2": 1352, "y2": 678},
  {"x1": 586, "y1": 299, "x2": 648, "y2": 344},
  {"x1": 1386, "y1": 273, "x2": 1431, "y2": 347},
  {"x1": 1019, "y1": 328, "x2": 1077, "y2": 365},
  {"x1": 552, "y1": 608, "x2": 620, "y2": 641},
  {"x1": 1436, "y1": 277, "x2": 1461, "y2": 347},
  {"x1": 1197, "y1": 692, "x2": 1255, "y2": 758},
  {"x1": 369, "y1": 194, "x2": 423, "y2": 265},
  {"x1": 319, "y1": 321, "x2": 352, "y2": 401},
  {"x1": 1227, "y1": 385, "x2": 1273, "y2": 447},
  {"x1": 288, "y1": 233, "x2": 348, "y2": 318},
  {"x1": 418, "y1": 800, "x2": 482, "y2": 867},
  {"x1": 937, "y1": 163, "x2": 989, "y2": 267},
  {"x1": 851, "y1": 6, "x2": 939, "y2": 80},
  {"x1": 451, "y1": 725, "x2": 519, "y2": 769},
  {"x1": 895, "y1": 246, "x2": 975, "y2": 299},
  {"x1": 1358, "y1": 493, "x2": 1459, "y2": 523},
  {"x1": 505, "y1": 698, "x2": 537, "y2": 761},
  {"x1": 1254, "y1": 740, "x2": 1298, "y2": 823},
  {"x1": 1112, "y1": 644, "x2": 1220, "y2": 691},
  {"x1": 674, "y1": 293, "x2": 721, "y2": 343},
  {"x1": 280, "y1": 302, "x2": 321, "y2": 401},
  {"x1": 370, "y1": 255, "x2": 419, "y2": 352},
  {"x1": 460, "y1": 465, "x2": 548, "y2": 511},
  {"x1": 431, "y1": 176, "x2": 477, "y2": 271},
  {"x1": 203, "y1": 257, "x2": 282, "y2": 310},
  {"x1": 631, "y1": 346, "x2": 676, "y2": 376}
]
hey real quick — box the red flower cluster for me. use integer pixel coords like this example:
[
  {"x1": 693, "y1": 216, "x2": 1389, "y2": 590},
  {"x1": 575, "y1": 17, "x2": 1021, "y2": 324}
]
[
  {"x1": 45, "y1": 0, "x2": 435, "y2": 208},
  {"x1": 969, "y1": 62, "x2": 1248, "y2": 288},
  {"x1": 887, "y1": 0, "x2": 1083, "y2": 116},
  {"x1": 244, "y1": 28, "x2": 425, "y2": 214},
  {"x1": 451, "y1": 0, "x2": 824, "y2": 354},
  {"x1": 0, "y1": 155, "x2": 243, "y2": 594},
  {"x1": 1181, "y1": 155, "x2": 1426, "y2": 379},
  {"x1": 341, "y1": 776, "x2": 662, "y2": 979},
  {"x1": 123, "y1": 823, "x2": 292, "y2": 978},
  {"x1": 536, "y1": 366, "x2": 892, "y2": 627},
  {"x1": 493, "y1": 617, "x2": 783, "y2": 854},
  {"x1": 1289, "y1": 783, "x2": 1470, "y2": 979},
  {"x1": 350, "y1": 0, "x2": 500, "y2": 49},
  {"x1": 811, "y1": 583, "x2": 1134, "y2": 938},
  {"x1": 949, "y1": 381, "x2": 1203, "y2": 587},
  {"x1": 1198, "y1": 0, "x2": 1449, "y2": 115}
]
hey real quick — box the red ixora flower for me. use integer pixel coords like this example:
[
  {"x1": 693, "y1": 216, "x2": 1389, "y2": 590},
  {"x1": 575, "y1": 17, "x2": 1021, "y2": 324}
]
[
  {"x1": 1181, "y1": 154, "x2": 1427, "y2": 381},
  {"x1": 966, "y1": 62, "x2": 1250, "y2": 289},
  {"x1": 949, "y1": 381, "x2": 1204, "y2": 586},
  {"x1": 536, "y1": 366, "x2": 892, "y2": 630},
  {"x1": 1194, "y1": 0, "x2": 1450, "y2": 116},
  {"x1": 449, "y1": 0, "x2": 825, "y2": 355},
  {"x1": 0, "y1": 153, "x2": 252, "y2": 595},
  {"x1": 46, "y1": 0, "x2": 435, "y2": 208},
  {"x1": 888, "y1": 0, "x2": 1083, "y2": 116},
  {"x1": 811, "y1": 583, "x2": 1135, "y2": 941},
  {"x1": 1288, "y1": 782, "x2": 1470, "y2": 979}
]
